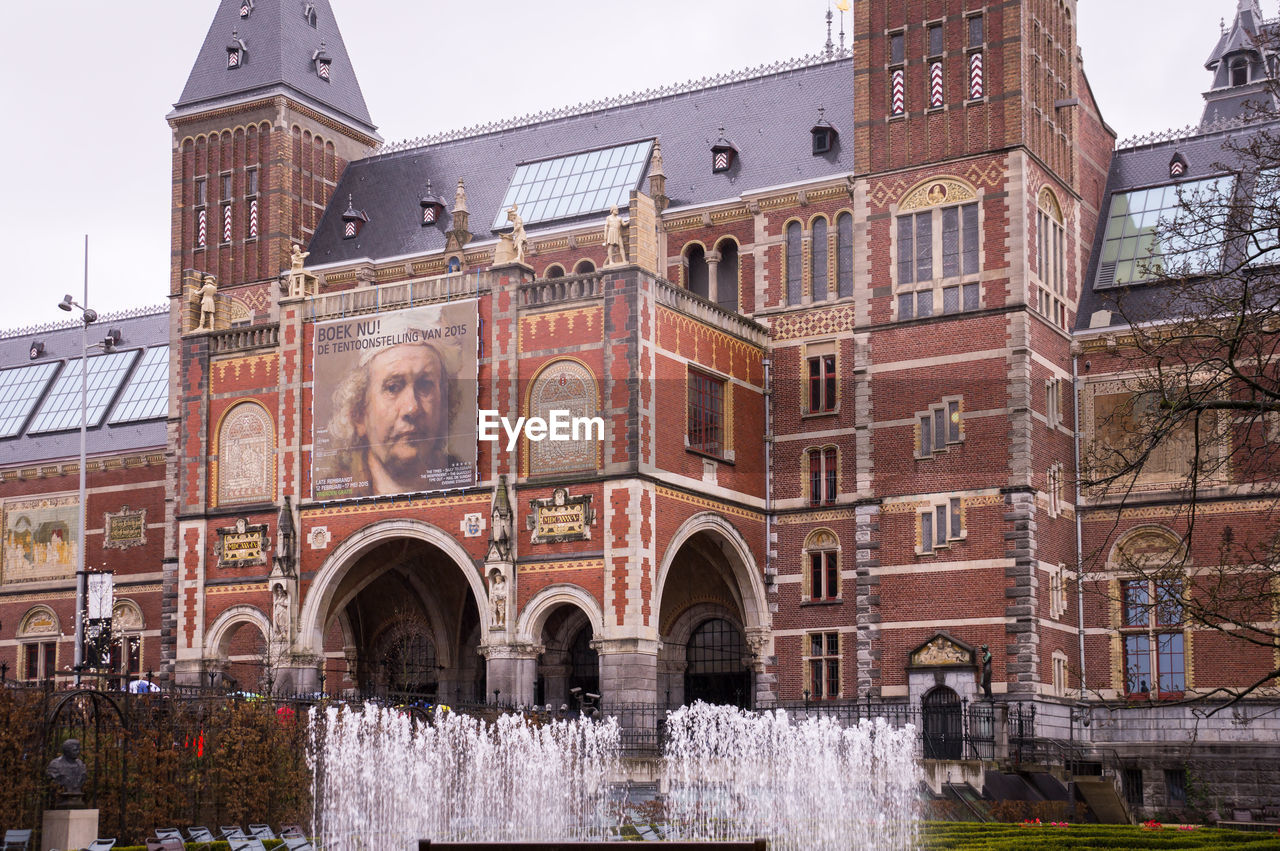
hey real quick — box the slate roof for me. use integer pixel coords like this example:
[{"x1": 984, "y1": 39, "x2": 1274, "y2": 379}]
[
  {"x1": 171, "y1": 0, "x2": 376, "y2": 138},
  {"x1": 0, "y1": 309, "x2": 169, "y2": 467},
  {"x1": 307, "y1": 53, "x2": 855, "y2": 265}
]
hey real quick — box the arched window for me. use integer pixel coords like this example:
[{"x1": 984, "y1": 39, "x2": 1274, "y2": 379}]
[
  {"x1": 447, "y1": 256, "x2": 462, "y2": 273},
  {"x1": 785, "y1": 221, "x2": 803, "y2": 305},
  {"x1": 108, "y1": 600, "x2": 144, "y2": 688},
  {"x1": 684, "y1": 243, "x2": 709, "y2": 300},
  {"x1": 527, "y1": 360, "x2": 599, "y2": 476},
  {"x1": 804, "y1": 529, "x2": 840, "y2": 601},
  {"x1": 810, "y1": 217, "x2": 829, "y2": 302},
  {"x1": 685, "y1": 618, "x2": 750, "y2": 708},
  {"x1": 216, "y1": 402, "x2": 275, "y2": 505},
  {"x1": 836, "y1": 212, "x2": 854, "y2": 298},
  {"x1": 574, "y1": 259, "x2": 596, "y2": 275},
  {"x1": 545, "y1": 264, "x2": 565, "y2": 279},
  {"x1": 18, "y1": 607, "x2": 59, "y2": 683},
  {"x1": 715, "y1": 239, "x2": 739, "y2": 313}
]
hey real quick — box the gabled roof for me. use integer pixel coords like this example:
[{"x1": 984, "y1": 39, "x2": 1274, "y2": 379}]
[
  {"x1": 307, "y1": 52, "x2": 855, "y2": 265},
  {"x1": 171, "y1": 0, "x2": 377, "y2": 138}
]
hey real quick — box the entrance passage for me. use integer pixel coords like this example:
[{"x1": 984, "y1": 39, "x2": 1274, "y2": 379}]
[{"x1": 684, "y1": 618, "x2": 750, "y2": 708}]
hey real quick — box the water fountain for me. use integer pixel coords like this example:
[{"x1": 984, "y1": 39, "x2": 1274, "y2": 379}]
[{"x1": 309, "y1": 702, "x2": 920, "y2": 849}]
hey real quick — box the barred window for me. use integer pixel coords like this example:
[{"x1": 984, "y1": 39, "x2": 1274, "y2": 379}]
[{"x1": 687, "y1": 369, "x2": 725, "y2": 457}]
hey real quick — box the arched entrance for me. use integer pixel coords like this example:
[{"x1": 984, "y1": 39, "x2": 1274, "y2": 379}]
[
  {"x1": 299, "y1": 520, "x2": 487, "y2": 702},
  {"x1": 656, "y1": 514, "x2": 770, "y2": 708},
  {"x1": 922, "y1": 686, "x2": 963, "y2": 759},
  {"x1": 532, "y1": 604, "x2": 598, "y2": 708}
]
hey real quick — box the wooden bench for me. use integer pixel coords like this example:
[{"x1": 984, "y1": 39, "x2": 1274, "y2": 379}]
[{"x1": 420, "y1": 840, "x2": 767, "y2": 850}]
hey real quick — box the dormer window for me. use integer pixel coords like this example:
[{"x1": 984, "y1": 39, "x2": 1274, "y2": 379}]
[
  {"x1": 239, "y1": 0, "x2": 253, "y2": 18},
  {"x1": 420, "y1": 180, "x2": 446, "y2": 226},
  {"x1": 711, "y1": 129, "x2": 737, "y2": 174},
  {"x1": 313, "y1": 43, "x2": 332, "y2": 81},
  {"x1": 304, "y1": 2, "x2": 318, "y2": 27},
  {"x1": 811, "y1": 109, "x2": 838, "y2": 155},
  {"x1": 342, "y1": 195, "x2": 368, "y2": 240},
  {"x1": 227, "y1": 31, "x2": 247, "y2": 69},
  {"x1": 1231, "y1": 57, "x2": 1249, "y2": 86},
  {"x1": 1169, "y1": 153, "x2": 1189, "y2": 179}
]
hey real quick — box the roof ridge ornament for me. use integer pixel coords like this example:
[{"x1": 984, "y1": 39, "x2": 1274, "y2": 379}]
[{"x1": 371, "y1": 47, "x2": 853, "y2": 157}]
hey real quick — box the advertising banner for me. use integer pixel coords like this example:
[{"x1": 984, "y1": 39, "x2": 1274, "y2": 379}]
[{"x1": 312, "y1": 300, "x2": 479, "y2": 500}]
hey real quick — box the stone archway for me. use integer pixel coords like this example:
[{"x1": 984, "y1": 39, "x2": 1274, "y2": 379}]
[
  {"x1": 655, "y1": 513, "x2": 773, "y2": 708},
  {"x1": 298, "y1": 519, "x2": 487, "y2": 700},
  {"x1": 204, "y1": 605, "x2": 272, "y2": 691},
  {"x1": 517, "y1": 584, "x2": 605, "y2": 709}
]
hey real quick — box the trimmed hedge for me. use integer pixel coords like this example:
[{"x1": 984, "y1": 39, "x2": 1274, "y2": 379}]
[{"x1": 921, "y1": 822, "x2": 1280, "y2": 850}]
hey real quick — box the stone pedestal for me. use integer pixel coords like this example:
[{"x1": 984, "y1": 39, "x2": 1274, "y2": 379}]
[
  {"x1": 43, "y1": 808, "x2": 98, "y2": 851},
  {"x1": 596, "y1": 638, "x2": 659, "y2": 704}
]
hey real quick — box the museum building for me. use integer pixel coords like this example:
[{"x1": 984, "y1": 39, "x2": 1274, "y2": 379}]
[{"x1": 2, "y1": 0, "x2": 1280, "y2": 815}]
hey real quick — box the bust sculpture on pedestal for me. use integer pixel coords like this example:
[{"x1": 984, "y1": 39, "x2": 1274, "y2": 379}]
[{"x1": 46, "y1": 739, "x2": 88, "y2": 808}]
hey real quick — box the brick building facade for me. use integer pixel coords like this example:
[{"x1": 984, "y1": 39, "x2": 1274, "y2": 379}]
[{"x1": 3, "y1": 0, "x2": 1278, "y2": 818}]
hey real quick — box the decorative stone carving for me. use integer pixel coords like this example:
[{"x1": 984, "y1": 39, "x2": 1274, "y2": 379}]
[
  {"x1": 214, "y1": 517, "x2": 271, "y2": 568},
  {"x1": 909, "y1": 633, "x2": 976, "y2": 668},
  {"x1": 461, "y1": 513, "x2": 486, "y2": 538},
  {"x1": 308, "y1": 526, "x2": 332, "y2": 551},
  {"x1": 488, "y1": 475, "x2": 513, "y2": 561},
  {"x1": 282, "y1": 244, "x2": 317, "y2": 298},
  {"x1": 527, "y1": 487, "x2": 595, "y2": 544},
  {"x1": 898, "y1": 178, "x2": 977, "y2": 212},
  {"x1": 112, "y1": 601, "x2": 143, "y2": 632},
  {"x1": 217, "y1": 403, "x2": 275, "y2": 505},
  {"x1": 271, "y1": 581, "x2": 290, "y2": 640},
  {"x1": 488, "y1": 567, "x2": 508, "y2": 629},
  {"x1": 528, "y1": 360, "x2": 598, "y2": 476},
  {"x1": 104, "y1": 506, "x2": 146, "y2": 550},
  {"x1": 494, "y1": 205, "x2": 530, "y2": 266}
]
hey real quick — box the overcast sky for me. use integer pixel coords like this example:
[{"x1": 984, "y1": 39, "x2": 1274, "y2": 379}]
[{"x1": 0, "y1": 0, "x2": 1243, "y2": 330}]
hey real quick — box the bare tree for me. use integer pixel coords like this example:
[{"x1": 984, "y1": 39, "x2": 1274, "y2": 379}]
[{"x1": 1081, "y1": 113, "x2": 1280, "y2": 709}]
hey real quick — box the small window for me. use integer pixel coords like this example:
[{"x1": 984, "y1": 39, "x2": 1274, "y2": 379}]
[
  {"x1": 544, "y1": 264, "x2": 565, "y2": 279},
  {"x1": 808, "y1": 447, "x2": 838, "y2": 506},
  {"x1": 304, "y1": 2, "x2": 318, "y2": 27},
  {"x1": 809, "y1": 550, "x2": 839, "y2": 601},
  {"x1": 195, "y1": 178, "x2": 207, "y2": 207},
  {"x1": 928, "y1": 23, "x2": 943, "y2": 56},
  {"x1": 574, "y1": 259, "x2": 596, "y2": 275},
  {"x1": 1164, "y1": 769, "x2": 1187, "y2": 807},
  {"x1": 688, "y1": 369, "x2": 725, "y2": 457},
  {"x1": 1231, "y1": 57, "x2": 1248, "y2": 87},
  {"x1": 807, "y1": 353, "x2": 837, "y2": 413},
  {"x1": 806, "y1": 632, "x2": 841, "y2": 699},
  {"x1": 968, "y1": 15, "x2": 984, "y2": 48},
  {"x1": 920, "y1": 497, "x2": 963, "y2": 554},
  {"x1": 246, "y1": 168, "x2": 258, "y2": 197},
  {"x1": 221, "y1": 174, "x2": 233, "y2": 199},
  {"x1": 889, "y1": 31, "x2": 905, "y2": 65},
  {"x1": 917, "y1": 398, "x2": 962, "y2": 456},
  {"x1": 1123, "y1": 769, "x2": 1144, "y2": 810},
  {"x1": 1046, "y1": 378, "x2": 1063, "y2": 428}
]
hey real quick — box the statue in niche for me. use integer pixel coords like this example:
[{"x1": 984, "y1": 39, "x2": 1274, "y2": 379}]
[
  {"x1": 46, "y1": 739, "x2": 87, "y2": 807},
  {"x1": 272, "y1": 583, "x2": 289, "y2": 639},
  {"x1": 980, "y1": 645, "x2": 993, "y2": 699},
  {"x1": 488, "y1": 568, "x2": 508, "y2": 629},
  {"x1": 196, "y1": 274, "x2": 218, "y2": 331},
  {"x1": 603, "y1": 205, "x2": 628, "y2": 266}
]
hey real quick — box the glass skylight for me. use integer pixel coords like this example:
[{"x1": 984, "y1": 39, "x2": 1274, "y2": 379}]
[
  {"x1": 28, "y1": 350, "x2": 140, "y2": 434},
  {"x1": 492, "y1": 140, "x2": 653, "y2": 230},
  {"x1": 1097, "y1": 176, "x2": 1232, "y2": 287},
  {"x1": 0, "y1": 361, "x2": 62, "y2": 438},
  {"x1": 109, "y1": 347, "x2": 169, "y2": 424}
]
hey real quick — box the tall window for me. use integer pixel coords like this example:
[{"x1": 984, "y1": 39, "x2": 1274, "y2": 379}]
[
  {"x1": 836, "y1": 212, "x2": 854, "y2": 298},
  {"x1": 18, "y1": 608, "x2": 59, "y2": 683},
  {"x1": 806, "y1": 632, "x2": 841, "y2": 699},
  {"x1": 685, "y1": 243, "x2": 709, "y2": 300},
  {"x1": 716, "y1": 239, "x2": 740, "y2": 312},
  {"x1": 688, "y1": 369, "x2": 725, "y2": 457},
  {"x1": 808, "y1": 447, "x2": 838, "y2": 506},
  {"x1": 785, "y1": 221, "x2": 803, "y2": 305},
  {"x1": 967, "y1": 15, "x2": 985, "y2": 99},
  {"x1": 897, "y1": 198, "x2": 981, "y2": 320},
  {"x1": 917, "y1": 398, "x2": 963, "y2": 457},
  {"x1": 807, "y1": 352, "x2": 837, "y2": 413},
  {"x1": 1037, "y1": 191, "x2": 1066, "y2": 327},
  {"x1": 805, "y1": 530, "x2": 840, "y2": 602},
  {"x1": 1121, "y1": 578, "x2": 1185, "y2": 696},
  {"x1": 810, "y1": 217, "x2": 829, "y2": 301}
]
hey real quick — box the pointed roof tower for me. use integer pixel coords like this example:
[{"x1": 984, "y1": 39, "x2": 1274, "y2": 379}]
[
  {"x1": 1201, "y1": 0, "x2": 1279, "y2": 126},
  {"x1": 170, "y1": 0, "x2": 377, "y2": 138}
]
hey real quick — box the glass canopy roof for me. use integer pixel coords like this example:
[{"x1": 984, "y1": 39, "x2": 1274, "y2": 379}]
[
  {"x1": 109, "y1": 346, "x2": 169, "y2": 425},
  {"x1": 492, "y1": 140, "x2": 653, "y2": 230},
  {"x1": 0, "y1": 361, "x2": 62, "y2": 438},
  {"x1": 28, "y1": 350, "x2": 140, "y2": 434}
]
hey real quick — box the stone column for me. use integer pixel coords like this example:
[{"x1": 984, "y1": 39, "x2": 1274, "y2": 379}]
[
  {"x1": 595, "y1": 637, "x2": 659, "y2": 704},
  {"x1": 705, "y1": 250, "x2": 721, "y2": 304},
  {"x1": 482, "y1": 643, "x2": 540, "y2": 707}
]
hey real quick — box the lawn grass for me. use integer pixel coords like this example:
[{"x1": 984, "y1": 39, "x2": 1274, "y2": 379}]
[{"x1": 921, "y1": 821, "x2": 1280, "y2": 850}]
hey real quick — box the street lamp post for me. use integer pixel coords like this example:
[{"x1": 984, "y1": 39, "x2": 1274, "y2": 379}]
[{"x1": 57, "y1": 236, "x2": 98, "y2": 686}]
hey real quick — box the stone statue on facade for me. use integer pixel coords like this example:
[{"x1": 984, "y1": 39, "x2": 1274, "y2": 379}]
[
  {"x1": 488, "y1": 568, "x2": 508, "y2": 629},
  {"x1": 272, "y1": 583, "x2": 289, "y2": 639},
  {"x1": 980, "y1": 644, "x2": 993, "y2": 699},
  {"x1": 603, "y1": 205, "x2": 628, "y2": 266},
  {"x1": 46, "y1": 739, "x2": 87, "y2": 807},
  {"x1": 502, "y1": 205, "x2": 529, "y2": 266},
  {"x1": 290, "y1": 244, "x2": 309, "y2": 273},
  {"x1": 196, "y1": 275, "x2": 218, "y2": 331}
]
